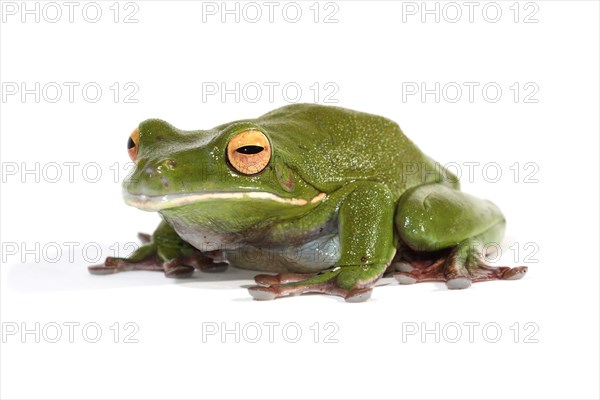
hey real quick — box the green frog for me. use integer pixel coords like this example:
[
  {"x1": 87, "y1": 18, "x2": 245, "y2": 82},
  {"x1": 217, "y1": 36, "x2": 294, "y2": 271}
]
[{"x1": 89, "y1": 104, "x2": 527, "y2": 302}]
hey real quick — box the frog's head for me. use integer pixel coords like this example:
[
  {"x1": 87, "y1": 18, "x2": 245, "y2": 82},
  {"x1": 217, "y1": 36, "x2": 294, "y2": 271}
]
[{"x1": 123, "y1": 119, "x2": 324, "y2": 232}]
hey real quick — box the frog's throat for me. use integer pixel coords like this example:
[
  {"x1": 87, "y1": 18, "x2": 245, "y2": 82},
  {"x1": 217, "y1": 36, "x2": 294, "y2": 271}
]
[{"x1": 123, "y1": 191, "x2": 327, "y2": 212}]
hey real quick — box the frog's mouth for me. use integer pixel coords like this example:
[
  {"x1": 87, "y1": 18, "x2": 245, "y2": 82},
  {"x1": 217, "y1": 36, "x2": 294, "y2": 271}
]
[{"x1": 123, "y1": 191, "x2": 326, "y2": 212}]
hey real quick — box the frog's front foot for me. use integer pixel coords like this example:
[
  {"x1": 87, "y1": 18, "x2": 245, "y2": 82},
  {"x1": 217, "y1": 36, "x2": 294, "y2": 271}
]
[
  {"x1": 393, "y1": 247, "x2": 528, "y2": 289},
  {"x1": 248, "y1": 265, "x2": 385, "y2": 302},
  {"x1": 88, "y1": 232, "x2": 228, "y2": 278}
]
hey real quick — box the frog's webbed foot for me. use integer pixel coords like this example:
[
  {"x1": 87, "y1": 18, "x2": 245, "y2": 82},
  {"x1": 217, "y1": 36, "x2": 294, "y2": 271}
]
[
  {"x1": 393, "y1": 247, "x2": 528, "y2": 289},
  {"x1": 88, "y1": 232, "x2": 228, "y2": 278},
  {"x1": 248, "y1": 266, "x2": 384, "y2": 303},
  {"x1": 253, "y1": 272, "x2": 318, "y2": 286},
  {"x1": 162, "y1": 252, "x2": 228, "y2": 277}
]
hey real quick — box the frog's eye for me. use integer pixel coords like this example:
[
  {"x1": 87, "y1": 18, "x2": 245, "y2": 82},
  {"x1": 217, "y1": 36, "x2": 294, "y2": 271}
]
[
  {"x1": 226, "y1": 129, "x2": 271, "y2": 175},
  {"x1": 128, "y1": 127, "x2": 140, "y2": 161}
]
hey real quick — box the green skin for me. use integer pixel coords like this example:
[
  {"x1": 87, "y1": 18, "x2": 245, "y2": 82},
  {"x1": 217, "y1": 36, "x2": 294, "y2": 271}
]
[{"x1": 89, "y1": 104, "x2": 527, "y2": 302}]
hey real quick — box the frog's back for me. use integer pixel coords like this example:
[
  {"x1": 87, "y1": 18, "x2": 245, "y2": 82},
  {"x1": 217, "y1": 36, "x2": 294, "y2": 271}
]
[{"x1": 254, "y1": 103, "x2": 453, "y2": 198}]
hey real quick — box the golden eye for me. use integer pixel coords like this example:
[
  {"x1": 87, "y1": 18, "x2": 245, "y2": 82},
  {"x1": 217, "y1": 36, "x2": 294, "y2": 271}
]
[
  {"x1": 226, "y1": 129, "x2": 271, "y2": 175},
  {"x1": 127, "y1": 127, "x2": 139, "y2": 161}
]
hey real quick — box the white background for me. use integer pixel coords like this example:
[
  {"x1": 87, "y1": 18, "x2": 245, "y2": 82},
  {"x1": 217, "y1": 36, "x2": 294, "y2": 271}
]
[{"x1": 1, "y1": 1, "x2": 599, "y2": 399}]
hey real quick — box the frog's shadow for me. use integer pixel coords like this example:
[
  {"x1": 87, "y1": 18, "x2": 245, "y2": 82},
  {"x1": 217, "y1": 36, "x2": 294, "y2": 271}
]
[
  {"x1": 177, "y1": 273, "x2": 448, "y2": 303},
  {"x1": 7, "y1": 261, "x2": 259, "y2": 293},
  {"x1": 9, "y1": 233, "x2": 519, "y2": 295},
  {"x1": 7, "y1": 261, "x2": 466, "y2": 300}
]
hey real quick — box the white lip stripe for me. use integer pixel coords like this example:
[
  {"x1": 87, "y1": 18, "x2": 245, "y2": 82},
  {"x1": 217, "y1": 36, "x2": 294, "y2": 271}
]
[{"x1": 123, "y1": 191, "x2": 326, "y2": 211}]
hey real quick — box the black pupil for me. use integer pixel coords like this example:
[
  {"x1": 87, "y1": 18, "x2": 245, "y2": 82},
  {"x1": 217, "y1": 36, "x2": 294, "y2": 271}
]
[
  {"x1": 236, "y1": 145, "x2": 263, "y2": 155},
  {"x1": 127, "y1": 137, "x2": 135, "y2": 150}
]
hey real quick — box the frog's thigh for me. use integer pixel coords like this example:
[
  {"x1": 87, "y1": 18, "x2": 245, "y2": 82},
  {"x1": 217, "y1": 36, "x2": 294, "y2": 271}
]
[{"x1": 395, "y1": 184, "x2": 505, "y2": 252}]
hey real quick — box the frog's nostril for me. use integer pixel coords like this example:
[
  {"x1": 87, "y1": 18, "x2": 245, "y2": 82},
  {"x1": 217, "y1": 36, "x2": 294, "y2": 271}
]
[{"x1": 143, "y1": 166, "x2": 156, "y2": 177}]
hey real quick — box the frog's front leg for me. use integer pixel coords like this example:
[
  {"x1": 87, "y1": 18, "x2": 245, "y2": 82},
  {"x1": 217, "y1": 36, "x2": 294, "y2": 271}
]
[
  {"x1": 248, "y1": 183, "x2": 397, "y2": 302},
  {"x1": 88, "y1": 221, "x2": 227, "y2": 278},
  {"x1": 393, "y1": 184, "x2": 528, "y2": 289}
]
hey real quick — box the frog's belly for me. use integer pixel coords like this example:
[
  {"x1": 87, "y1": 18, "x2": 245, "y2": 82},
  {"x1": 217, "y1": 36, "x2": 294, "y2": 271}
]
[
  {"x1": 165, "y1": 215, "x2": 340, "y2": 273},
  {"x1": 224, "y1": 234, "x2": 341, "y2": 273}
]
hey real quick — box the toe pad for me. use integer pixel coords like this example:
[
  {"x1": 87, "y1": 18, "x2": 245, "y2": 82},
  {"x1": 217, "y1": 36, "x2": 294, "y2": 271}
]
[
  {"x1": 395, "y1": 273, "x2": 417, "y2": 285},
  {"x1": 446, "y1": 277, "x2": 472, "y2": 290},
  {"x1": 248, "y1": 287, "x2": 278, "y2": 301}
]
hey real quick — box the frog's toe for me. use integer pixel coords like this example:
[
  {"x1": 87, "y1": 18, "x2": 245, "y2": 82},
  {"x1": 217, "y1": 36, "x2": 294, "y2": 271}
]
[
  {"x1": 446, "y1": 277, "x2": 472, "y2": 290},
  {"x1": 466, "y1": 264, "x2": 528, "y2": 283},
  {"x1": 444, "y1": 266, "x2": 473, "y2": 289},
  {"x1": 88, "y1": 256, "x2": 163, "y2": 275},
  {"x1": 344, "y1": 288, "x2": 372, "y2": 303},
  {"x1": 393, "y1": 258, "x2": 446, "y2": 284},
  {"x1": 88, "y1": 263, "x2": 118, "y2": 275},
  {"x1": 199, "y1": 262, "x2": 229, "y2": 273},
  {"x1": 394, "y1": 272, "x2": 417, "y2": 285},
  {"x1": 248, "y1": 286, "x2": 279, "y2": 301},
  {"x1": 88, "y1": 257, "x2": 121, "y2": 274},
  {"x1": 392, "y1": 261, "x2": 414, "y2": 273},
  {"x1": 163, "y1": 261, "x2": 195, "y2": 278},
  {"x1": 254, "y1": 273, "x2": 316, "y2": 286},
  {"x1": 162, "y1": 251, "x2": 228, "y2": 276},
  {"x1": 501, "y1": 266, "x2": 528, "y2": 280}
]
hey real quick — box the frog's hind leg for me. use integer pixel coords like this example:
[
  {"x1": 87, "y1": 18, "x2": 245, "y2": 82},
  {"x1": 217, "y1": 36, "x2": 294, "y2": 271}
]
[
  {"x1": 393, "y1": 243, "x2": 527, "y2": 289},
  {"x1": 393, "y1": 184, "x2": 528, "y2": 289}
]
